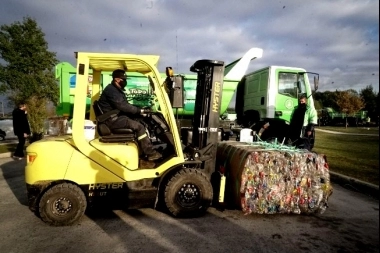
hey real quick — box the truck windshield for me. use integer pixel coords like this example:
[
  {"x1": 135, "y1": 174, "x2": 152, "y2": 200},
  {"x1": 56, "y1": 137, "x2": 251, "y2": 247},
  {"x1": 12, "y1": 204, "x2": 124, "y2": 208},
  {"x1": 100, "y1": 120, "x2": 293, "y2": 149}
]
[{"x1": 278, "y1": 72, "x2": 306, "y2": 98}]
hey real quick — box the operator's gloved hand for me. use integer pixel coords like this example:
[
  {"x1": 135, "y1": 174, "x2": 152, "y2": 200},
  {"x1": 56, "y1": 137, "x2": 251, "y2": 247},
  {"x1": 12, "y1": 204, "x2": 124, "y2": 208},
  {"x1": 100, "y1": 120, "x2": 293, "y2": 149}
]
[
  {"x1": 305, "y1": 124, "x2": 315, "y2": 137},
  {"x1": 140, "y1": 108, "x2": 152, "y2": 117},
  {"x1": 140, "y1": 108, "x2": 152, "y2": 114}
]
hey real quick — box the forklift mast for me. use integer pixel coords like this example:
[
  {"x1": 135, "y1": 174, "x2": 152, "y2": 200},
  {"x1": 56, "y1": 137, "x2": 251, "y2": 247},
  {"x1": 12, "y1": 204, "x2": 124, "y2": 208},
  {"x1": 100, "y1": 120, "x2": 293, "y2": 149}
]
[{"x1": 189, "y1": 59, "x2": 225, "y2": 175}]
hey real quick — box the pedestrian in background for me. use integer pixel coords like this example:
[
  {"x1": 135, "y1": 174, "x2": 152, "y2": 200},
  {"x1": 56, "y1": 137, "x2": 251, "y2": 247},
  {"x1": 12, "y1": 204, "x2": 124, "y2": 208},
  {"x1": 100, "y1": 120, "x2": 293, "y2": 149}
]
[
  {"x1": 366, "y1": 116, "x2": 371, "y2": 127},
  {"x1": 12, "y1": 102, "x2": 31, "y2": 160}
]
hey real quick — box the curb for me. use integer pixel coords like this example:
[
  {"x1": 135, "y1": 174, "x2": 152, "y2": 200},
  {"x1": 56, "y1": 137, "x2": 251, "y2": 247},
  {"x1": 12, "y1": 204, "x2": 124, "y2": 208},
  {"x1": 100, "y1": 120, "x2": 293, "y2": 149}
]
[
  {"x1": 0, "y1": 152, "x2": 378, "y2": 199},
  {"x1": 329, "y1": 171, "x2": 379, "y2": 200},
  {"x1": 0, "y1": 152, "x2": 12, "y2": 159}
]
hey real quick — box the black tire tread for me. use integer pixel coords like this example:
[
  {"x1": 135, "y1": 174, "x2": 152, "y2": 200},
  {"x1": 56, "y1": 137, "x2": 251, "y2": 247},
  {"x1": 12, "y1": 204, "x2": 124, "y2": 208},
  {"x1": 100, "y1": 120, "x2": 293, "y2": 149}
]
[
  {"x1": 164, "y1": 168, "x2": 212, "y2": 218},
  {"x1": 39, "y1": 183, "x2": 87, "y2": 226}
]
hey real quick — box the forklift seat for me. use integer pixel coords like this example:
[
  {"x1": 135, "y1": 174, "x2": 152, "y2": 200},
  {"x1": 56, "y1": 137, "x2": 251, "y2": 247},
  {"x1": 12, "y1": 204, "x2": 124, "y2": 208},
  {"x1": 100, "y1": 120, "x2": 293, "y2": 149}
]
[{"x1": 93, "y1": 100, "x2": 136, "y2": 143}]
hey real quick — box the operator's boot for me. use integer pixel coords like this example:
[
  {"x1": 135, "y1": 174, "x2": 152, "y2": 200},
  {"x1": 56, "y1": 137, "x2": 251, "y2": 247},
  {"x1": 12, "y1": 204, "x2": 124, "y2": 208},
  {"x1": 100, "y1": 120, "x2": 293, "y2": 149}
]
[
  {"x1": 139, "y1": 159, "x2": 156, "y2": 169},
  {"x1": 139, "y1": 136, "x2": 162, "y2": 161},
  {"x1": 147, "y1": 150, "x2": 162, "y2": 161}
]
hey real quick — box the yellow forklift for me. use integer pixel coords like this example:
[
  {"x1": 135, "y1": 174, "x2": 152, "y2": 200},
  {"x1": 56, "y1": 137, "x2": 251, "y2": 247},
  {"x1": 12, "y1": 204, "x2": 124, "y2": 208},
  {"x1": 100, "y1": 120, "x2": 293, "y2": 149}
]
[{"x1": 25, "y1": 52, "x2": 225, "y2": 226}]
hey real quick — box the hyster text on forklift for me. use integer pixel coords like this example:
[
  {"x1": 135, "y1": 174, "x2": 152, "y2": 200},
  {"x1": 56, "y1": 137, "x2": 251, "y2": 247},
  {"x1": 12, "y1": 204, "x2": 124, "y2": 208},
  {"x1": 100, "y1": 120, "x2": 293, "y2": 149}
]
[{"x1": 25, "y1": 52, "x2": 225, "y2": 226}]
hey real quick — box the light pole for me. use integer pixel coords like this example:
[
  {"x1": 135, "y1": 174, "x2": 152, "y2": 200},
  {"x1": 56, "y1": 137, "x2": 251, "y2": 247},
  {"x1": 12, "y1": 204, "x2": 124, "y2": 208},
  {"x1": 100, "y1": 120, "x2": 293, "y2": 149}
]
[{"x1": 0, "y1": 101, "x2": 4, "y2": 117}]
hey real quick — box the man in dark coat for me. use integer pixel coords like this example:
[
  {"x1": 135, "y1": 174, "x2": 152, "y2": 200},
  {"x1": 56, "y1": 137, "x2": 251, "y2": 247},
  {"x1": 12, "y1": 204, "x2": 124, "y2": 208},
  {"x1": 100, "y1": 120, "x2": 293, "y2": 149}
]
[
  {"x1": 98, "y1": 69, "x2": 162, "y2": 161},
  {"x1": 12, "y1": 102, "x2": 31, "y2": 159}
]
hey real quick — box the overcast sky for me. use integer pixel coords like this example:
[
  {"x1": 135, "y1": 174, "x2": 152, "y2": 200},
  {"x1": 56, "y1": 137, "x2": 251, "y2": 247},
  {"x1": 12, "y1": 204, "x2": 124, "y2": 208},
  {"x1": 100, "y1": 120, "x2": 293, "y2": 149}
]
[{"x1": 0, "y1": 0, "x2": 379, "y2": 94}]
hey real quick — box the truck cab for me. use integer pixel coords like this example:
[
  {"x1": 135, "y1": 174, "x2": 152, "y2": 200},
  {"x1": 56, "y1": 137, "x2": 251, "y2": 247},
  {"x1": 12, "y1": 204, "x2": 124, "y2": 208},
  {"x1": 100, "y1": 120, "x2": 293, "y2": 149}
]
[{"x1": 235, "y1": 66, "x2": 319, "y2": 142}]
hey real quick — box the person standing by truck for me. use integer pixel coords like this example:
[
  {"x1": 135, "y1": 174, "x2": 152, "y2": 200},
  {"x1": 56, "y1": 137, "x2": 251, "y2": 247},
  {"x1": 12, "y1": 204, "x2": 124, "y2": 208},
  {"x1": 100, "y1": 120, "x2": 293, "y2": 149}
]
[
  {"x1": 288, "y1": 94, "x2": 318, "y2": 151},
  {"x1": 12, "y1": 101, "x2": 31, "y2": 160}
]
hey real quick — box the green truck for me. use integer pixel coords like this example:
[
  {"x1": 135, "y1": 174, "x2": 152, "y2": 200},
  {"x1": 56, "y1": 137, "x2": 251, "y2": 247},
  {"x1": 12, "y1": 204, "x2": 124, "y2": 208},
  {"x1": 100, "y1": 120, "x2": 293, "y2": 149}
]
[
  {"x1": 55, "y1": 48, "x2": 265, "y2": 119},
  {"x1": 318, "y1": 107, "x2": 368, "y2": 126},
  {"x1": 55, "y1": 48, "x2": 319, "y2": 142}
]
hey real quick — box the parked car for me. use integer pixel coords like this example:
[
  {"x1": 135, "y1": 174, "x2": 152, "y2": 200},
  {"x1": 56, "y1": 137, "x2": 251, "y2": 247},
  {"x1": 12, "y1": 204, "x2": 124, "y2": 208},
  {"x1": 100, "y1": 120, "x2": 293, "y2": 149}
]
[{"x1": 0, "y1": 128, "x2": 6, "y2": 141}]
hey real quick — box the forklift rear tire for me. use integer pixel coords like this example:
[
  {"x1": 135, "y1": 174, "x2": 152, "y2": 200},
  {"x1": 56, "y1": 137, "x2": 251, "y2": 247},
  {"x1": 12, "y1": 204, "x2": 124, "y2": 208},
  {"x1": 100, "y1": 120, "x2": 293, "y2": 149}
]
[
  {"x1": 164, "y1": 168, "x2": 213, "y2": 218},
  {"x1": 39, "y1": 183, "x2": 87, "y2": 226}
]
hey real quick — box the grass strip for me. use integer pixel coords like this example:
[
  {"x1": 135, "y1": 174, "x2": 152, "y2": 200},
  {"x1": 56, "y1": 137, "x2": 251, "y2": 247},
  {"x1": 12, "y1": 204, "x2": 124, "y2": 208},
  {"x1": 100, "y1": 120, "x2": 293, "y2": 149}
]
[{"x1": 314, "y1": 129, "x2": 379, "y2": 185}]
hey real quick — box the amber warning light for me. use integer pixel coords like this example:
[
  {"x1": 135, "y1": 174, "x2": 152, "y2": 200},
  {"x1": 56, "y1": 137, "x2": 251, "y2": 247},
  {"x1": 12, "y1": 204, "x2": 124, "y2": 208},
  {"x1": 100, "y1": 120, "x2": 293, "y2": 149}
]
[{"x1": 28, "y1": 154, "x2": 37, "y2": 163}]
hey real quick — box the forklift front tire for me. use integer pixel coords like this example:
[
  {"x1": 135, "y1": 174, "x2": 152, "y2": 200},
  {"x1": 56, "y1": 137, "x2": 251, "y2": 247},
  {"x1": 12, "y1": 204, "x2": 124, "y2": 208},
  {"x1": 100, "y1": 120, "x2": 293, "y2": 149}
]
[
  {"x1": 164, "y1": 168, "x2": 213, "y2": 218},
  {"x1": 38, "y1": 183, "x2": 87, "y2": 226}
]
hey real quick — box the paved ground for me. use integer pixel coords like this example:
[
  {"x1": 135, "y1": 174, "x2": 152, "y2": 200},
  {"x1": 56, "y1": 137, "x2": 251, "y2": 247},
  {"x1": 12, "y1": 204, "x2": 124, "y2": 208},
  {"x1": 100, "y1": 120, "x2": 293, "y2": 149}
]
[{"x1": 0, "y1": 157, "x2": 379, "y2": 253}]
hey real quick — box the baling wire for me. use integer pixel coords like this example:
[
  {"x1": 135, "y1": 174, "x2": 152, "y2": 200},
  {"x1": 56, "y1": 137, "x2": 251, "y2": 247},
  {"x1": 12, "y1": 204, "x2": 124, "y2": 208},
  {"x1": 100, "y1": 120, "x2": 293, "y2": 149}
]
[{"x1": 241, "y1": 134, "x2": 308, "y2": 153}]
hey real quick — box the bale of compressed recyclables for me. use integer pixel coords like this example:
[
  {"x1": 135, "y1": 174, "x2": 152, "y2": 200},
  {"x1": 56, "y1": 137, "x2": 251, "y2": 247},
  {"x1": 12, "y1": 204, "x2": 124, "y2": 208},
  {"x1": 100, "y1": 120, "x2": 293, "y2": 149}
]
[{"x1": 216, "y1": 141, "x2": 333, "y2": 215}]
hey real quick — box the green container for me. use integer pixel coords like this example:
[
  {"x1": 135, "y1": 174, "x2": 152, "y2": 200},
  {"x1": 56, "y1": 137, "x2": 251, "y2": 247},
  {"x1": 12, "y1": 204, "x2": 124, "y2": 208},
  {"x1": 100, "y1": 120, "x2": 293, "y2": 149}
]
[{"x1": 55, "y1": 62, "x2": 239, "y2": 118}]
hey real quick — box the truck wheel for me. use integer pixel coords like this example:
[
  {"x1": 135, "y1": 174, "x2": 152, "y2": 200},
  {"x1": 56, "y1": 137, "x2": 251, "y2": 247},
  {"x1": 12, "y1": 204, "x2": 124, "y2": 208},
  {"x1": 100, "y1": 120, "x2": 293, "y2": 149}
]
[
  {"x1": 39, "y1": 183, "x2": 87, "y2": 226},
  {"x1": 164, "y1": 168, "x2": 213, "y2": 218}
]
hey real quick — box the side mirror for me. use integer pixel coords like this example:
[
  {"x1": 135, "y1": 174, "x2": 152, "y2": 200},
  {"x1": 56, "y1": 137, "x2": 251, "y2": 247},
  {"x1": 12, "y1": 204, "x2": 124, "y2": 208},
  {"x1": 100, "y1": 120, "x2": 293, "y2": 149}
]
[
  {"x1": 314, "y1": 75, "x2": 319, "y2": 91},
  {"x1": 294, "y1": 80, "x2": 301, "y2": 94},
  {"x1": 296, "y1": 73, "x2": 303, "y2": 91}
]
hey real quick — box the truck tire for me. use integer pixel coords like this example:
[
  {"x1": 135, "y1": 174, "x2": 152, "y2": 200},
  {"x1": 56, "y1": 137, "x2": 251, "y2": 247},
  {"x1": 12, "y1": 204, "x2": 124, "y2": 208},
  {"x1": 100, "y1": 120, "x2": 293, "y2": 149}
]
[
  {"x1": 164, "y1": 168, "x2": 212, "y2": 218},
  {"x1": 39, "y1": 183, "x2": 87, "y2": 226}
]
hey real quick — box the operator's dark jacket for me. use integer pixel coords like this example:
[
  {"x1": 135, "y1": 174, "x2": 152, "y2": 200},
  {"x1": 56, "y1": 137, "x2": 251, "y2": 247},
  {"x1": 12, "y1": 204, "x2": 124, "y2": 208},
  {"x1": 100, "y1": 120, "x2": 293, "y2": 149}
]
[
  {"x1": 12, "y1": 108, "x2": 31, "y2": 136},
  {"x1": 98, "y1": 82, "x2": 140, "y2": 120}
]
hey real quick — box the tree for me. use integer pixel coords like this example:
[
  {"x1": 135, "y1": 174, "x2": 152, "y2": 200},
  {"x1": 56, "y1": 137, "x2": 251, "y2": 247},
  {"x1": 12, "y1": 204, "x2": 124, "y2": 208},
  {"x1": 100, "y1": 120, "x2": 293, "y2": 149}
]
[
  {"x1": 0, "y1": 17, "x2": 59, "y2": 141},
  {"x1": 313, "y1": 91, "x2": 339, "y2": 110},
  {"x1": 313, "y1": 99, "x2": 323, "y2": 110},
  {"x1": 335, "y1": 90, "x2": 365, "y2": 128},
  {"x1": 360, "y1": 85, "x2": 378, "y2": 121}
]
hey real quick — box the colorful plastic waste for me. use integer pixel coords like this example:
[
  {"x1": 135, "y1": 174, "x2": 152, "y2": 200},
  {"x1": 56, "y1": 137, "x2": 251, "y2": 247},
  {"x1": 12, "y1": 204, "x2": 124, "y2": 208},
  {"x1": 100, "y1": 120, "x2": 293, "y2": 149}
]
[{"x1": 216, "y1": 140, "x2": 333, "y2": 215}]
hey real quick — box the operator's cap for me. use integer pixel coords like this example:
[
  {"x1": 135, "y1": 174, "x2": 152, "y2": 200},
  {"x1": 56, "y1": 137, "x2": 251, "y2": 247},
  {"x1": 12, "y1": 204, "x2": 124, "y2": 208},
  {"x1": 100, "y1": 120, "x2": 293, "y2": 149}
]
[{"x1": 112, "y1": 69, "x2": 127, "y2": 79}]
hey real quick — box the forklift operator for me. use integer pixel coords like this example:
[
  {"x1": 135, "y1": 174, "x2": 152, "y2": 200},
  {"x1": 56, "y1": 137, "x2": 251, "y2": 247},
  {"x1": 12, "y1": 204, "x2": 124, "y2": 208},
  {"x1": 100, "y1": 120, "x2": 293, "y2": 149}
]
[{"x1": 98, "y1": 69, "x2": 162, "y2": 161}]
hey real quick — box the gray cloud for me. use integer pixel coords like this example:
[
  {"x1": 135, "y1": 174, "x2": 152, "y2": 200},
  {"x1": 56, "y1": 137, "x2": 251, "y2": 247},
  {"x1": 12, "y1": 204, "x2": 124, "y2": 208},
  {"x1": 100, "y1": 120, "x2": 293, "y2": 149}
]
[{"x1": 0, "y1": 0, "x2": 378, "y2": 92}]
